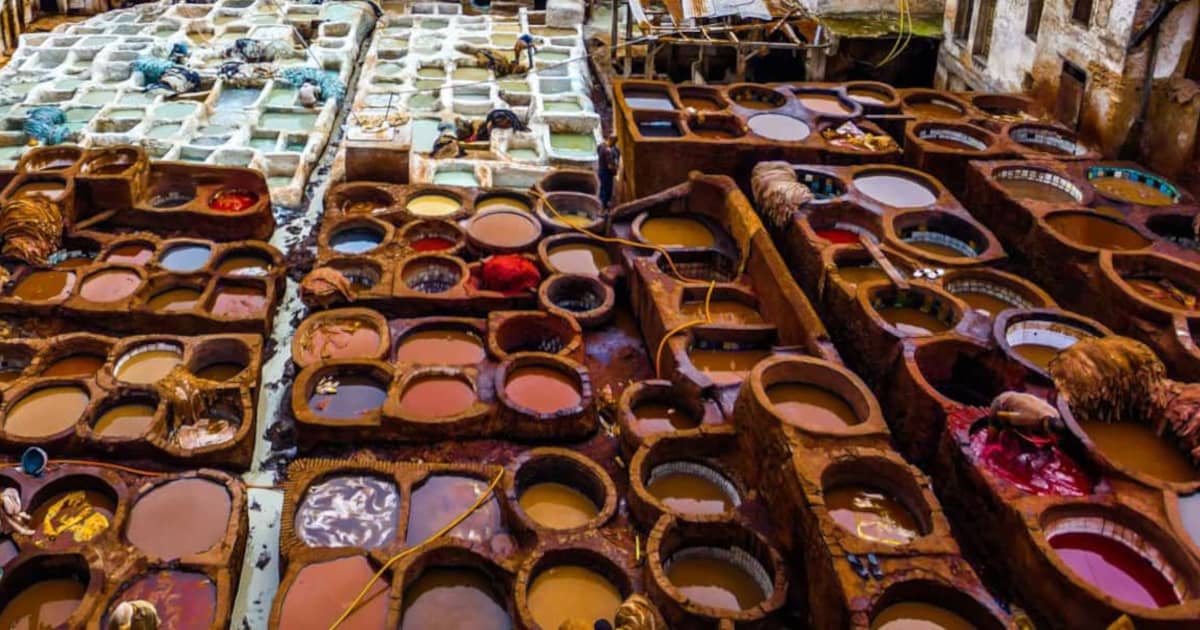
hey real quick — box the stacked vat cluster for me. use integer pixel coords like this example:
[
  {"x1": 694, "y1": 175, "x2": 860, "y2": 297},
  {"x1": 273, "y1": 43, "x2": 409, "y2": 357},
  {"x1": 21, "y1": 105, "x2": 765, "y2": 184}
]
[
  {"x1": 0, "y1": 0, "x2": 376, "y2": 206},
  {"x1": 343, "y1": 3, "x2": 600, "y2": 189},
  {"x1": 656, "y1": 80, "x2": 1200, "y2": 627}
]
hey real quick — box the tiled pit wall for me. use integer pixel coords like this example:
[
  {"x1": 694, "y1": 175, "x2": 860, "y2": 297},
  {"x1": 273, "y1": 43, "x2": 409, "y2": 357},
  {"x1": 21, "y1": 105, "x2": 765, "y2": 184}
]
[
  {"x1": 0, "y1": 0, "x2": 377, "y2": 208},
  {"x1": 343, "y1": 4, "x2": 599, "y2": 190}
]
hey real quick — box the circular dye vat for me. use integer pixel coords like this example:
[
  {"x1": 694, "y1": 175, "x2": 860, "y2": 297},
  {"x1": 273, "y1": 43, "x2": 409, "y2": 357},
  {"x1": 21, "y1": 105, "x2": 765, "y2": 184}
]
[
  {"x1": 854, "y1": 173, "x2": 938, "y2": 208},
  {"x1": 519, "y1": 482, "x2": 598, "y2": 529},
  {"x1": 527, "y1": 566, "x2": 621, "y2": 630},
  {"x1": 825, "y1": 486, "x2": 921, "y2": 545},
  {"x1": 115, "y1": 345, "x2": 182, "y2": 384},
  {"x1": 1048, "y1": 530, "x2": 1180, "y2": 608},
  {"x1": 639, "y1": 216, "x2": 715, "y2": 248},
  {"x1": 766, "y1": 383, "x2": 859, "y2": 431},
  {"x1": 901, "y1": 230, "x2": 978, "y2": 259},
  {"x1": 4, "y1": 386, "x2": 89, "y2": 437},
  {"x1": 208, "y1": 188, "x2": 258, "y2": 212},
  {"x1": 279, "y1": 556, "x2": 389, "y2": 629},
  {"x1": 194, "y1": 362, "x2": 244, "y2": 382},
  {"x1": 797, "y1": 93, "x2": 852, "y2": 115},
  {"x1": 1045, "y1": 213, "x2": 1150, "y2": 250},
  {"x1": 210, "y1": 285, "x2": 267, "y2": 318},
  {"x1": 905, "y1": 98, "x2": 964, "y2": 119},
  {"x1": 93, "y1": 403, "x2": 156, "y2": 438},
  {"x1": 300, "y1": 319, "x2": 383, "y2": 363},
  {"x1": 997, "y1": 173, "x2": 1080, "y2": 204},
  {"x1": 126, "y1": 478, "x2": 231, "y2": 558},
  {"x1": 876, "y1": 303, "x2": 953, "y2": 336},
  {"x1": 962, "y1": 410, "x2": 1094, "y2": 496},
  {"x1": 646, "y1": 462, "x2": 738, "y2": 515},
  {"x1": 150, "y1": 189, "x2": 196, "y2": 208},
  {"x1": 403, "y1": 258, "x2": 462, "y2": 294},
  {"x1": 688, "y1": 347, "x2": 772, "y2": 385},
  {"x1": 411, "y1": 236, "x2": 455, "y2": 252},
  {"x1": 105, "y1": 243, "x2": 154, "y2": 265},
  {"x1": 401, "y1": 568, "x2": 512, "y2": 630},
  {"x1": 680, "y1": 300, "x2": 765, "y2": 325},
  {"x1": 29, "y1": 487, "x2": 114, "y2": 550},
  {"x1": 871, "y1": 602, "x2": 975, "y2": 630},
  {"x1": 1076, "y1": 419, "x2": 1199, "y2": 483},
  {"x1": 407, "y1": 193, "x2": 462, "y2": 217},
  {"x1": 817, "y1": 228, "x2": 861, "y2": 244},
  {"x1": 633, "y1": 401, "x2": 700, "y2": 433},
  {"x1": 953, "y1": 289, "x2": 1019, "y2": 317},
  {"x1": 42, "y1": 353, "x2": 104, "y2": 377},
  {"x1": 476, "y1": 195, "x2": 531, "y2": 213},
  {"x1": 216, "y1": 253, "x2": 272, "y2": 276},
  {"x1": 0, "y1": 579, "x2": 85, "y2": 629},
  {"x1": 849, "y1": 87, "x2": 891, "y2": 105},
  {"x1": 295, "y1": 475, "x2": 400, "y2": 549},
  {"x1": 547, "y1": 242, "x2": 611, "y2": 276},
  {"x1": 1123, "y1": 274, "x2": 1200, "y2": 311},
  {"x1": 13, "y1": 270, "x2": 75, "y2": 301},
  {"x1": 395, "y1": 329, "x2": 485, "y2": 365},
  {"x1": 666, "y1": 548, "x2": 769, "y2": 612},
  {"x1": 398, "y1": 375, "x2": 477, "y2": 419},
  {"x1": 1090, "y1": 174, "x2": 1177, "y2": 207},
  {"x1": 329, "y1": 226, "x2": 384, "y2": 255},
  {"x1": 746, "y1": 113, "x2": 811, "y2": 141},
  {"x1": 79, "y1": 269, "x2": 141, "y2": 303},
  {"x1": 307, "y1": 374, "x2": 388, "y2": 419},
  {"x1": 505, "y1": 366, "x2": 581, "y2": 413},
  {"x1": 406, "y1": 475, "x2": 502, "y2": 546},
  {"x1": 104, "y1": 570, "x2": 216, "y2": 630},
  {"x1": 147, "y1": 287, "x2": 202, "y2": 312},
  {"x1": 468, "y1": 209, "x2": 542, "y2": 250},
  {"x1": 159, "y1": 244, "x2": 212, "y2": 271}
]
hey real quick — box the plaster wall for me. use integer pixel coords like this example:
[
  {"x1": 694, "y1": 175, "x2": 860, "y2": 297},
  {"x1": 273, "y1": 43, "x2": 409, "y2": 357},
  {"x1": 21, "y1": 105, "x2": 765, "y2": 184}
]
[
  {"x1": 937, "y1": 0, "x2": 1037, "y2": 91},
  {"x1": 811, "y1": 0, "x2": 945, "y2": 15}
]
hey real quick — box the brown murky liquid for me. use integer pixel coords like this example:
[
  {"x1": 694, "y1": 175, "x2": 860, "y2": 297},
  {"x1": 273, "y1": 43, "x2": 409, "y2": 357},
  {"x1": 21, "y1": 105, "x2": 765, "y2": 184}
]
[
  {"x1": 871, "y1": 602, "x2": 975, "y2": 630},
  {"x1": 1125, "y1": 276, "x2": 1199, "y2": 311},
  {"x1": 878, "y1": 306, "x2": 950, "y2": 336},
  {"x1": 127, "y1": 478, "x2": 232, "y2": 558},
  {"x1": 396, "y1": 329, "x2": 485, "y2": 365},
  {"x1": 837, "y1": 265, "x2": 890, "y2": 286},
  {"x1": 527, "y1": 566, "x2": 621, "y2": 629},
  {"x1": 54, "y1": 256, "x2": 93, "y2": 270},
  {"x1": 42, "y1": 353, "x2": 104, "y2": 377},
  {"x1": 679, "y1": 300, "x2": 765, "y2": 324},
  {"x1": 906, "y1": 100, "x2": 963, "y2": 118},
  {"x1": 216, "y1": 254, "x2": 272, "y2": 276},
  {"x1": 1077, "y1": 419, "x2": 1199, "y2": 483},
  {"x1": 955, "y1": 290, "x2": 1016, "y2": 317},
  {"x1": 406, "y1": 475, "x2": 502, "y2": 546},
  {"x1": 825, "y1": 486, "x2": 921, "y2": 545},
  {"x1": 906, "y1": 239, "x2": 968, "y2": 258},
  {"x1": 80, "y1": 269, "x2": 141, "y2": 302},
  {"x1": 1091, "y1": 176, "x2": 1175, "y2": 206},
  {"x1": 470, "y1": 210, "x2": 541, "y2": 248},
  {"x1": 1012, "y1": 343, "x2": 1059, "y2": 370},
  {"x1": 691, "y1": 127, "x2": 740, "y2": 139},
  {"x1": 633, "y1": 402, "x2": 700, "y2": 433},
  {"x1": 30, "y1": 489, "x2": 114, "y2": 548},
  {"x1": 302, "y1": 320, "x2": 382, "y2": 362},
  {"x1": 116, "y1": 349, "x2": 182, "y2": 383},
  {"x1": 639, "y1": 217, "x2": 716, "y2": 248},
  {"x1": 398, "y1": 376, "x2": 476, "y2": 419},
  {"x1": 195, "y1": 362, "x2": 245, "y2": 382},
  {"x1": 105, "y1": 243, "x2": 154, "y2": 265},
  {"x1": 681, "y1": 96, "x2": 723, "y2": 111},
  {"x1": 13, "y1": 270, "x2": 75, "y2": 301},
  {"x1": 0, "y1": 370, "x2": 21, "y2": 385},
  {"x1": 147, "y1": 287, "x2": 202, "y2": 312},
  {"x1": 798, "y1": 94, "x2": 852, "y2": 115},
  {"x1": 519, "y1": 482, "x2": 599, "y2": 529},
  {"x1": 766, "y1": 383, "x2": 860, "y2": 430},
  {"x1": 1045, "y1": 213, "x2": 1149, "y2": 250},
  {"x1": 547, "y1": 243, "x2": 611, "y2": 276},
  {"x1": 5, "y1": 386, "x2": 89, "y2": 437},
  {"x1": 689, "y1": 348, "x2": 771, "y2": 385},
  {"x1": 647, "y1": 469, "x2": 736, "y2": 515},
  {"x1": 210, "y1": 285, "x2": 266, "y2": 317},
  {"x1": 280, "y1": 556, "x2": 389, "y2": 630},
  {"x1": 999, "y1": 178, "x2": 1077, "y2": 203},
  {"x1": 666, "y1": 554, "x2": 767, "y2": 611},
  {"x1": 401, "y1": 568, "x2": 512, "y2": 630},
  {"x1": 0, "y1": 579, "x2": 85, "y2": 629},
  {"x1": 93, "y1": 403, "x2": 157, "y2": 438},
  {"x1": 505, "y1": 366, "x2": 581, "y2": 413},
  {"x1": 476, "y1": 196, "x2": 531, "y2": 213}
]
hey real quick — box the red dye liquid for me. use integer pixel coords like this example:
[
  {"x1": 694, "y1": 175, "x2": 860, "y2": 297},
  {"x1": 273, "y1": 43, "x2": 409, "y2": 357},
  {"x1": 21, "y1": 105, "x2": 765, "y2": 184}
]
[
  {"x1": 953, "y1": 407, "x2": 1093, "y2": 497},
  {"x1": 1049, "y1": 531, "x2": 1180, "y2": 608},
  {"x1": 411, "y1": 236, "x2": 455, "y2": 252},
  {"x1": 208, "y1": 189, "x2": 258, "y2": 213},
  {"x1": 816, "y1": 228, "x2": 860, "y2": 244}
]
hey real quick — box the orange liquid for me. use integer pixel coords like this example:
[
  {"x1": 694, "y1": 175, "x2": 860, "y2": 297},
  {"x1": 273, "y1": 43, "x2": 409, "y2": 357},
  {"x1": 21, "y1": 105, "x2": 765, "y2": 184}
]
[{"x1": 766, "y1": 383, "x2": 859, "y2": 430}]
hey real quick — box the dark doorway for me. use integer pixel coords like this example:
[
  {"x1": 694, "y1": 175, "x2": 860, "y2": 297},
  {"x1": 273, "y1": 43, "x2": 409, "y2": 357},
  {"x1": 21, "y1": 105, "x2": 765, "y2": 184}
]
[{"x1": 1057, "y1": 61, "x2": 1087, "y2": 130}]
